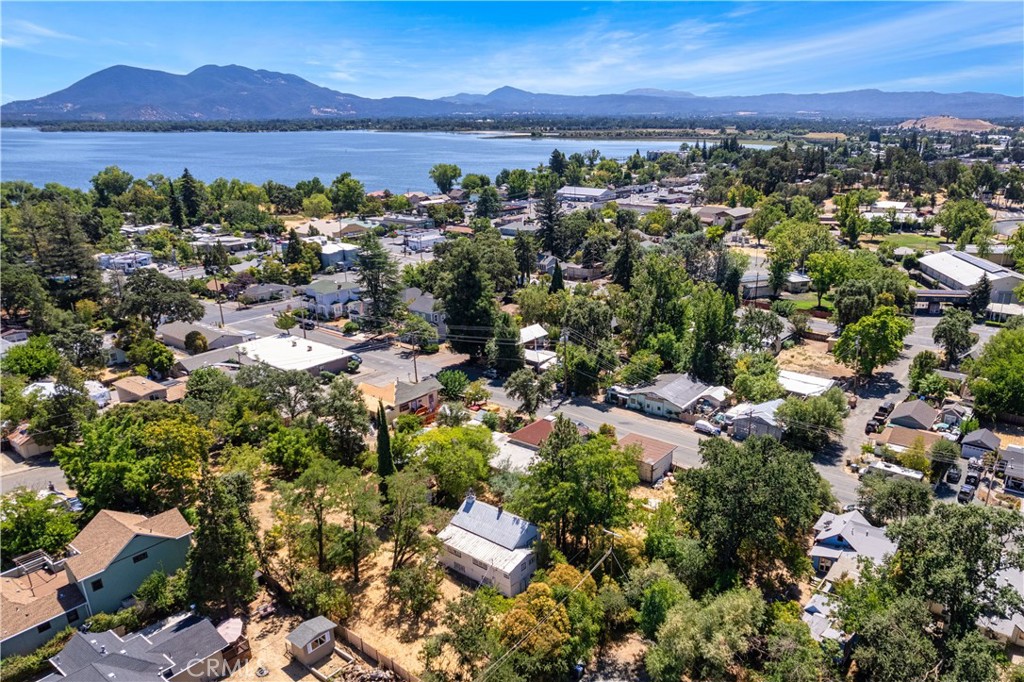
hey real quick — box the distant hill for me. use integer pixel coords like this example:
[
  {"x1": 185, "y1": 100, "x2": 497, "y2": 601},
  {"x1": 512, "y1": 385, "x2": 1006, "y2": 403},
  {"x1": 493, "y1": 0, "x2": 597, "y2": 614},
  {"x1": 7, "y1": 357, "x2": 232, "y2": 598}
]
[
  {"x1": 898, "y1": 116, "x2": 998, "y2": 132},
  {"x1": 3, "y1": 64, "x2": 1022, "y2": 121}
]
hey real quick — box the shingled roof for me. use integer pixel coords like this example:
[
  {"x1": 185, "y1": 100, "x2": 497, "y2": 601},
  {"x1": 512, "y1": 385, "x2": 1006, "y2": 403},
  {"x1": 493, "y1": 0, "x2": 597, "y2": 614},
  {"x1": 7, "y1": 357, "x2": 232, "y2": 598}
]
[{"x1": 65, "y1": 509, "x2": 191, "y2": 580}]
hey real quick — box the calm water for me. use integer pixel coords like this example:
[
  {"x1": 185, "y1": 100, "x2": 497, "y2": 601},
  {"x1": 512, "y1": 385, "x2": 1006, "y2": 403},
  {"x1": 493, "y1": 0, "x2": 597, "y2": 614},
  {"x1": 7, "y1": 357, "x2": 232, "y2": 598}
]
[{"x1": 1, "y1": 127, "x2": 769, "y2": 191}]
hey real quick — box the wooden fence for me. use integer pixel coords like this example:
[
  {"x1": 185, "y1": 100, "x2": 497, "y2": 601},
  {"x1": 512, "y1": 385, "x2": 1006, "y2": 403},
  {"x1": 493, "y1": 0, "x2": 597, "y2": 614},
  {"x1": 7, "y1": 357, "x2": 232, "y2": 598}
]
[{"x1": 336, "y1": 626, "x2": 421, "y2": 682}]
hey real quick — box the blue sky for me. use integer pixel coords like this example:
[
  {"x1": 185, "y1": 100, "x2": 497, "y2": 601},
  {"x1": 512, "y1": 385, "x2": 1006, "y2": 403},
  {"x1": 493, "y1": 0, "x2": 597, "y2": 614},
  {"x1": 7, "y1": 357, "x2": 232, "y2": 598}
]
[{"x1": 2, "y1": 2, "x2": 1022, "y2": 103}]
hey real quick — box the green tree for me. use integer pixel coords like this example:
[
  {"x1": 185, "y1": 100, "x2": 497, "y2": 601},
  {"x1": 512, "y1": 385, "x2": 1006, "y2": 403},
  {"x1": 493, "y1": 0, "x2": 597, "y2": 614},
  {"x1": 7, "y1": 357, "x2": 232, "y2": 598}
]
[
  {"x1": 290, "y1": 567, "x2": 352, "y2": 622},
  {"x1": 335, "y1": 466, "x2": 382, "y2": 583},
  {"x1": 610, "y1": 225, "x2": 640, "y2": 290},
  {"x1": 0, "y1": 488, "x2": 79, "y2": 567},
  {"x1": 968, "y1": 326, "x2": 1024, "y2": 417},
  {"x1": 1, "y1": 335, "x2": 61, "y2": 380},
  {"x1": 548, "y1": 261, "x2": 564, "y2": 292},
  {"x1": 775, "y1": 387, "x2": 848, "y2": 451},
  {"x1": 646, "y1": 588, "x2": 765, "y2": 682},
  {"x1": 852, "y1": 596, "x2": 941, "y2": 682},
  {"x1": 429, "y1": 163, "x2": 462, "y2": 194},
  {"x1": 676, "y1": 436, "x2": 830, "y2": 586},
  {"x1": 436, "y1": 239, "x2": 496, "y2": 357},
  {"x1": 183, "y1": 330, "x2": 208, "y2": 355},
  {"x1": 356, "y1": 233, "x2": 404, "y2": 330},
  {"x1": 887, "y1": 504, "x2": 1024, "y2": 641},
  {"x1": 936, "y1": 198, "x2": 991, "y2": 244},
  {"x1": 932, "y1": 306, "x2": 975, "y2": 368},
  {"x1": 731, "y1": 352, "x2": 785, "y2": 403},
  {"x1": 413, "y1": 425, "x2": 493, "y2": 505},
  {"x1": 178, "y1": 168, "x2": 206, "y2": 225},
  {"x1": 475, "y1": 186, "x2": 502, "y2": 219},
  {"x1": 121, "y1": 268, "x2": 204, "y2": 329},
  {"x1": 375, "y1": 401, "x2": 394, "y2": 493},
  {"x1": 188, "y1": 472, "x2": 258, "y2": 613},
  {"x1": 737, "y1": 307, "x2": 785, "y2": 352},
  {"x1": 90, "y1": 165, "x2": 134, "y2": 207},
  {"x1": 386, "y1": 468, "x2": 434, "y2": 571},
  {"x1": 302, "y1": 192, "x2": 332, "y2": 218},
  {"x1": 329, "y1": 173, "x2": 365, "y2": 214},
  {"x1": 504, "y1": 368, "x2": 554, "y2": 417},
  {"x1": 909, "y1": 350, "x2": 941, "y2": 392},
  {"x1": 274, "y1": 312, "x2": 298, "y2": 333},
  {"x1": 833, "y1": 305, "x2": 913, "y2": 376},
  {"x1": 316, "y1": 375, "x2": 371, "y2": 465},
  {"x1": 537, "y1": 185, "x2": 561, "y2": 255},
  {"x1": 513, "y1": 231, "x2": 535, "y2": 286},
  {"x1": 746, "y1": 201, "x2": 785, "y2": 246},
  {"x1": 56, "y1": 403, "x2": 211, "y2": 513},
  {"x1": 277, "y1": 457, "x2": 346, "y2": 572},
  {"x1": 437, "y1": 369, "x2": 470, "y2": 401},
  {"x1": 967, "y1": 273, "x2": 991, "y2": 317},
  {"x1": 689, "y1": 283, "x2": 736, "y2": 384},
  {"x1": 805, "y1": 250, "x2": 850, "y2": 309},
  {"x1": 388, "y1": 560, "x2": 443, "y2": 621},
  {"x1": 858, "y1": 473, "x2": 933, "y2": 524},
  {"x1": 262, "y1": 427, "x2": 318, "y2": 476}
]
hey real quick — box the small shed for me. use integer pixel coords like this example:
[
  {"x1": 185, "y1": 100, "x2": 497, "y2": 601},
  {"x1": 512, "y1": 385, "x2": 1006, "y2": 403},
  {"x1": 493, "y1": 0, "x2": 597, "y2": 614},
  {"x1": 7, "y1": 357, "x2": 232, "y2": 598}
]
[
  {"x1": 286, "y1": 616, "x2": 337, "y2": 666},
  {"x1": 619, "y1": 433, "x2": 675, "y2": 483}
]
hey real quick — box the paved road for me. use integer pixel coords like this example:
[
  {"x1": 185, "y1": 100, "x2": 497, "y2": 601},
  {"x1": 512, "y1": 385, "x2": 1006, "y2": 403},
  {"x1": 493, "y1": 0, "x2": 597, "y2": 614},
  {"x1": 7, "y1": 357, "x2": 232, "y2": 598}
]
[{"x1": 1, "y1": 451, "x2": 70, "y2": 495}]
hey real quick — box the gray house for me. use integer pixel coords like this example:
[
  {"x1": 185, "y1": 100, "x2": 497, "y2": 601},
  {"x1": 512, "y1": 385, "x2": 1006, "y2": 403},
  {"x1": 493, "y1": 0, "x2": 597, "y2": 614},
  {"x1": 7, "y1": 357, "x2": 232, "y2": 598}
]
[
  {"x1": 286, "y1": 616, "x2": 337, "y2": 666},
  {"x1": 159, "y1": 321, "x2": 256, "y2": 351},
  {"x1": 961, "y1": 428, "x2": 1001, "y2": 460},
  {"x1": 39, "y1": 614, "x2": 230, "y2": 682},
  {"x1": 888, "y1": 401, "x2": 938, "y2": 431},
  {"x1": 1, "y1": 509, "x2": 192, "y2": 656},
  {"x1": 616, "y1": 374, "x2": 712, "y2": 421},
  {"x1": 726, "y1": 399, "x2": 785, "y2": 441},
  {"x1": 402, "y1": 287, "x2": 447, "y2": 340}
]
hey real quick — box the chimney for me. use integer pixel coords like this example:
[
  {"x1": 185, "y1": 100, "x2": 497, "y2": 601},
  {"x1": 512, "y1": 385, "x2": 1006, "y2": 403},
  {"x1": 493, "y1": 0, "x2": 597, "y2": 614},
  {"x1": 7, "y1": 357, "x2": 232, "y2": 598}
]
[
  {"x1": 99, "y1": 645, "x2": 107, "y2": 655},
  {"x1": 292, "y1": 340, "x2": 297, "y2": 347}
]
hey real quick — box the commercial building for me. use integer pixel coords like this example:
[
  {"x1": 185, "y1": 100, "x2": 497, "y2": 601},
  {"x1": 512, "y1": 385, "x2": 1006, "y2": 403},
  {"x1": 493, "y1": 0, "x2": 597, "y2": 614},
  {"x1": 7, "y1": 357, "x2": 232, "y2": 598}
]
[
  {"x1": 236, "y1": 334, "x2": 358, "y2": 376},
  {"x1": 918, "y1": 250, "x2": 1023, "y2": 306},
  {"x1": 318, "y1": 242, "x2": 361, "y2": 270},
  {"x1": 555, "y1": 186, "x2": 616, "y2": 205},
  {"x1": 438, "y1": 494, "x2": 539, "y2": 597},
  {"x1": 97, "y1": 251, "x2": 153, "y2": 273}
]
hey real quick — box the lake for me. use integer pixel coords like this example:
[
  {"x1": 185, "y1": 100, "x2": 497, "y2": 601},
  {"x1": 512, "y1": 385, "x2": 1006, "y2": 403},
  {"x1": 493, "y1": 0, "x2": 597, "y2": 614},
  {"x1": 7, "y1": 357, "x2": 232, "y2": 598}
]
[{"x1": 0, "y1": 127, "x2": 770, "y2": 191}]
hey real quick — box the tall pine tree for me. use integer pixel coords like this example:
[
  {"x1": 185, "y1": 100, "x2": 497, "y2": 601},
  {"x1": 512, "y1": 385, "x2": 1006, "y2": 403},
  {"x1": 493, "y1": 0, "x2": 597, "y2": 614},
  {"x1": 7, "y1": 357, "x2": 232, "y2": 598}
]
[
  {"x1": 188, "y1": 472, "x2": 258, "y2": 614},
  {"x1": 178, "y1": 168, "x2": 205, "y2": 226},
  {"x1": 537, "y1": 186, "x2": 561, "y2": 256},
  {"x1": 549, "y1": 261, "x2": 565, "y2": 293},
  {"x1": 355, "y1": 234, "x2": 403, "y2": 330},
  {"x1": 376, "y1": 401, "x2": 394, "y2": 498},
  {"x1": 168, "y1": 180, "x2": 185, "y2": 228}
]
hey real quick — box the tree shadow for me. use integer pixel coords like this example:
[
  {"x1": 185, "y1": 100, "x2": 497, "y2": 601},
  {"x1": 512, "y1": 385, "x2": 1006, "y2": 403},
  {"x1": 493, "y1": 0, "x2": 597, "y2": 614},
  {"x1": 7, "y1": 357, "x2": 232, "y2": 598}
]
[{"x1": 858, "y1": 372, "x2": 903, "y2": 400}]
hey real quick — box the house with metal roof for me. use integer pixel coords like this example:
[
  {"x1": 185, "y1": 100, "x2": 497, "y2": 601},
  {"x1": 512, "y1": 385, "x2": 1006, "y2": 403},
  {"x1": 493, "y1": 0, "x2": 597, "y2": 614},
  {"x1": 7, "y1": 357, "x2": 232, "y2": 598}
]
[
  {"x1": 159, "y1": 320, "x2": 256, "y2": 352},
  {"x1": 810, "y1": 510, "x2": 895, "y2": 576},
  {"x1": 725, "y1": 398, "x2": 785, "y2": 441},
  {"x1": 778, "y1": 370, "x2": 837, "y2": 398},
  {"x1": 438, "y1": 494, "x2": 539, "y2": 597},
  {"x1": 918, "y1": 250, "x2": 1023, "y2": 307},
  {"x1": 555, "y1": 186, "x2": 615, "y2": 205},
  {"x1": 38, "y1": 613, "x2": 231, "y2": 682},
  {"x1": 614, "y1": 373, "x2": 713, "y2": 421},
  {"x1": 1, "y1": 509, "x2": 191, "y2": 656}
]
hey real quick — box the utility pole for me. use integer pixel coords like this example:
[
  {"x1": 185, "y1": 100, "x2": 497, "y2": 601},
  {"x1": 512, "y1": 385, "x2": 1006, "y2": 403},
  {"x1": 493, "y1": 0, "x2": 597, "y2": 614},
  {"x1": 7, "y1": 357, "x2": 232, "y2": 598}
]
[
  {"x1": 560, "y1": 329, "x2": 569, "y2": 397},
  {"x1": 412, "y1": 334, "x2": 419, "y2": 383}
]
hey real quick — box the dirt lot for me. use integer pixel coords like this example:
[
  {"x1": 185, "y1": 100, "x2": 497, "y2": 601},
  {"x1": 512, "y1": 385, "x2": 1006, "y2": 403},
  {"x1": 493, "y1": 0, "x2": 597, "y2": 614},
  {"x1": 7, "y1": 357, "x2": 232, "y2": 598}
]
[
  {"x1": 589, "y1": 633, "x2": 649, "y2": 681},
  {"x1": 777, "y1": 340, "x2": 853, "y2": 380}
]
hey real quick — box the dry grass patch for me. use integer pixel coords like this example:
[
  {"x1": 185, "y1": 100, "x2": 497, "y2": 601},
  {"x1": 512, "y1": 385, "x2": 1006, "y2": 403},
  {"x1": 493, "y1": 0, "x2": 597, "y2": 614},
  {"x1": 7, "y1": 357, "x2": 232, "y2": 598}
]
[{"x1": 777, "y1": 340, "x2": 853, "y2": 380}]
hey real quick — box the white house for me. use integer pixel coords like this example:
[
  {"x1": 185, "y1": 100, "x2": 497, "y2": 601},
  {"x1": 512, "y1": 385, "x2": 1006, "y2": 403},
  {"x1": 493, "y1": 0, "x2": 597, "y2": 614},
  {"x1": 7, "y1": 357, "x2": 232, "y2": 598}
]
[
  {"x1": 438, "y1": 494, "x2": 539, "y2": 597},
  {"x1": 810, "y1": 510, "x2": 895, "y2": 576},
  {"x1": 406, "y1": 230, "x2": 445, "y2": 252},
  {"x1": 97, "y1": 250, "x2": 153, "y2": 273},
  {"x1": 918, "y1": 250, "x2": 1023, "y2": 307}
]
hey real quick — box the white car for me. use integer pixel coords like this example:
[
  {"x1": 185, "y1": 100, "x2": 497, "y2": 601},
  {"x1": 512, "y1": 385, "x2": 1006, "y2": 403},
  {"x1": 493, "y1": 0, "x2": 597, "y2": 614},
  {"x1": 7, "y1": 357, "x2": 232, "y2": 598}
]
[{"x1": 694, "y1": 419, "x2": 721, "y2": 436}]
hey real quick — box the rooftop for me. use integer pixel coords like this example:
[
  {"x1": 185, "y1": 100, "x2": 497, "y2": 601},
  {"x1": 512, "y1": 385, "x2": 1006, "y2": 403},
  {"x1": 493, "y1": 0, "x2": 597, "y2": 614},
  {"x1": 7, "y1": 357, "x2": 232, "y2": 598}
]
[
  {"x1": 237, "y1": 334, "x2": 354, "y2": 372},
  {"x1": 448, "y1": 495, "x2": 537, "y2": 552},
  {"x1": 618, "y1": 433, "x2": 676, "y2": 465},
  {"x1": 777, "y1": 370, "x2": 836, "y2": 397}
]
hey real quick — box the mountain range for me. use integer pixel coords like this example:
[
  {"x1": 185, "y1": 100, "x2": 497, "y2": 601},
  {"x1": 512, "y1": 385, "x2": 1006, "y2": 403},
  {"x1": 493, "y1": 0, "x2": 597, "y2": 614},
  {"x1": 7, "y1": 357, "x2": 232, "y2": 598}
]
[{"x1": 3, "y1": 64, "x2": 1021, "y2": 121}]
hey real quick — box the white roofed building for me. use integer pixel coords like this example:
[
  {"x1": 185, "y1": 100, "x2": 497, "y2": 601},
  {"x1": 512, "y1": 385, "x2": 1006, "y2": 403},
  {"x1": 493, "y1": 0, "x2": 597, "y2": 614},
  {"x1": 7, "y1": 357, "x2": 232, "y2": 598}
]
[
  {"x1": 438, "y1": 494, "x2": 539, "y2": 597},
  {"x1": 778, "y1": 370, "x2": 837, "y2": 398},
  {"x1": 237, "y1": 334, "x2": 357, "y2": 375}
]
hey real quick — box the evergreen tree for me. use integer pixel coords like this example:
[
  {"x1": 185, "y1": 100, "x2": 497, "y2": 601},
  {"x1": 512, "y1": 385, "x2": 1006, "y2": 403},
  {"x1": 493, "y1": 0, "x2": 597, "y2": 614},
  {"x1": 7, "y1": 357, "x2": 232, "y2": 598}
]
[
  {"x1": 189, "y1": 472, "x2": 258, "y2": 613},
  {"x1": 178, "y1": 168, "x2": 205, "y2": 225},
  {"x1": 284, "y1": 229, "x2": 304, "y2": 265},
  {"x1": 611, "y1": 226, "x2": 640, "y2": 290},
  {"x1": 168, "y1": 180, "x2": 185, "y2": 228},
  {"x1": 514, "y1": 232, "x2": 535, "y2": 286},
  {"x1": 355, "y1": 233, "x2": 403, "y2": 330},
  {"x1": 967, "y1": 273, "x2": 991, "y2": 316},
  {"x1": 549, "y1": 261, "x2": 565, "y2": 293},
  {"x1": 436, "y1": 239, "x2": 496, "y2": 357},
  {"x1": 35, "y1": 201, "x2": 104, "y2": 310},
  {"x1": 376, "y1": 401, "x2": 394, "y2": 497},
  {"x1": 537, "y1": 186, "x2": 561, "y2": 255}
]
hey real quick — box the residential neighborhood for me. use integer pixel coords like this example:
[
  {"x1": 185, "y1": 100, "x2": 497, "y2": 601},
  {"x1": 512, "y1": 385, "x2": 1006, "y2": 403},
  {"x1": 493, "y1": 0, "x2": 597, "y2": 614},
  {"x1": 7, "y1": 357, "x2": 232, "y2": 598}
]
[{"x1": 3, "y1": 114, "x2": 1024, "y2": 682}]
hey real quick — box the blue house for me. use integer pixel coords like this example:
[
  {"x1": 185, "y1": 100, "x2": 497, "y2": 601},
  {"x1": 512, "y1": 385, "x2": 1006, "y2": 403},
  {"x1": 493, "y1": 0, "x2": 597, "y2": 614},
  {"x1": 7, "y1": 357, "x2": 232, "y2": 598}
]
[{"x1": 1, "y1": 509, "x2": 192, "y2": 656}]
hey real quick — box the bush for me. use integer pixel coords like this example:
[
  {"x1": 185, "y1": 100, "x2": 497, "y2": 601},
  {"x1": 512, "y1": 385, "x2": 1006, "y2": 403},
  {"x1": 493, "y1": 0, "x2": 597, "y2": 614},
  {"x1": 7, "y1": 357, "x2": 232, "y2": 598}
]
[
  {"x1": 343, "y1": 321, "x2": 359, "y2": 333},
  {"x1": 421, "y1": 343, "x2": 440, "y2": 354},
  {"x1": 388, "y1": 562, "x2": 443, "y2": 620},
  {"x1": 771, "y1": 300, "x2": 796, "y2": 318},
  {"x1": 0, "y1": 627, "x2": 76, "y2": 682},
  {"x1": 782, "y1": 339, "x2": 796, "y2": 350},
  {"x1": 291, "y1": 567, "x2": 352, "y2": 621},
  {"x1": 86, "y1": 605, "x2": 142, "y2": 633},
  {"x1": 481, "y1": 410, "x2": 500, "y2": 431}
]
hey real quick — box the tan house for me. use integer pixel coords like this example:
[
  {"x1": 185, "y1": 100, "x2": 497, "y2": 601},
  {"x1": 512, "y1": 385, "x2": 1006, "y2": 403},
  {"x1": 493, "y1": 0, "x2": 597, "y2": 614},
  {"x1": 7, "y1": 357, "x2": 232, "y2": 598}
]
[
  {"x1": 286, "y1": 616, "x2": 337, "y2": 666},
  {"x1": 113, "y1": 376, "x2": 168, "y2": 403},
  {"x1": 7, "y1": 422, "x2": 52, "y2": 459},
  {"x1": 359, "y1": 377, "x2": 442, "y2": 423},
  {"x1": 619, "y1": 433, "x2": 676, "y2": 483}
]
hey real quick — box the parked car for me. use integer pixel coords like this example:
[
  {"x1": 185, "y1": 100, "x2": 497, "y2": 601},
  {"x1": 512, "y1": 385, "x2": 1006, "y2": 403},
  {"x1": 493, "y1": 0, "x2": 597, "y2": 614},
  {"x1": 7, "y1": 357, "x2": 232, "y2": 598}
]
[
  {"x1": 300, "y1": 318, "x2": 316, "y2": 330},
  {"x1": 694, "y1": 419, "x2": 721, "y2": 437},
  {"x1": 877, "y1": 400, "x2": 896, "y2": 417},
  {"x1": 865, "y1": 420, "x2": 880, "y2": 435},
  {"x1": 964, "y1": 472, "x2": 980, "y2": 487},
  {"x1": 957, "y1": 484, "x2": 976, "y2": 504},
  {"x1": 945, "y1": 466, "x2": 962, "y2": 484},
  {"x1": 482, "y1": 368, "x2": 498, "y2": 379},
  {"x1": 842, "y1": 504, "x2": 861, "y2": 513}
]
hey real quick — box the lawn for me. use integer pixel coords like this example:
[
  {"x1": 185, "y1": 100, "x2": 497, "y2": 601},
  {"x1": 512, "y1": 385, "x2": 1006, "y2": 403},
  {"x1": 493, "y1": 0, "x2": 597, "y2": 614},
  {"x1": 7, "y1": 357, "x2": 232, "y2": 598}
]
[
  {"x1": 863, "y1": 233, "x2": 943, "y2": 252},
  {"x1": 788, "y1": 292, "x2": 835, "y2": 312}
]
